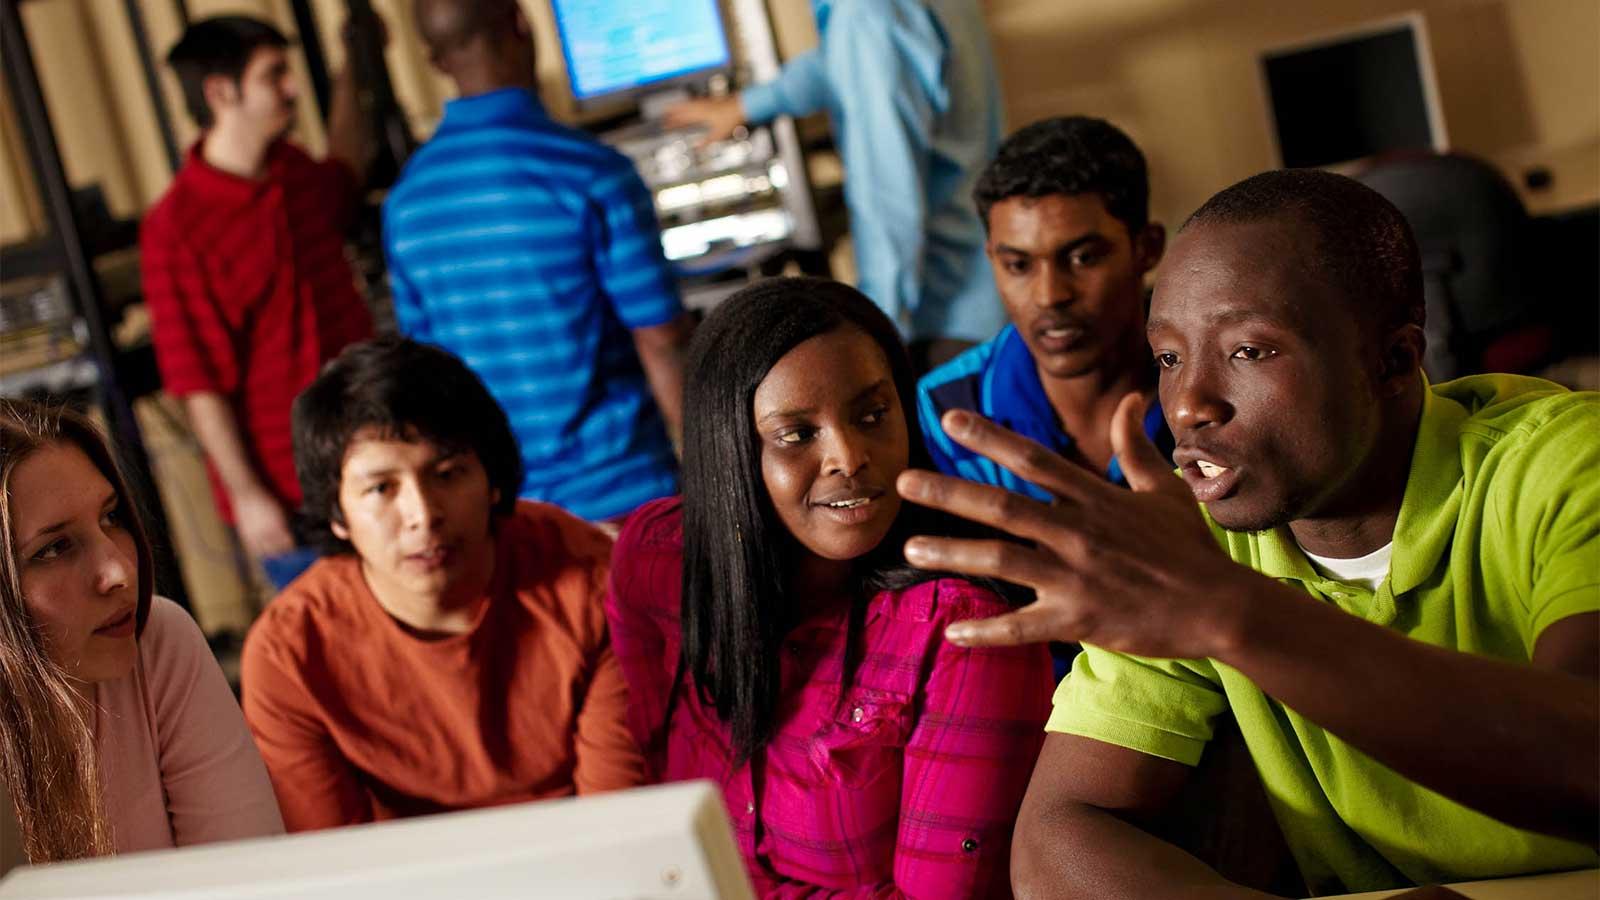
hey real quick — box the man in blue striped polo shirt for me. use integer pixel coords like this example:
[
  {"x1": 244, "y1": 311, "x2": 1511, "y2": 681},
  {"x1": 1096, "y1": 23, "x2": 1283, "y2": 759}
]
[
  {"x1": 918, "y1": 117, "x2": 1175, "y2": 502},
  {"x1": 383, "y1": 0, "x2": 692, "y2": 523}
]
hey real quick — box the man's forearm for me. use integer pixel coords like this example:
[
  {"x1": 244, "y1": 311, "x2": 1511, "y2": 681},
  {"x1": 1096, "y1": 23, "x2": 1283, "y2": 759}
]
[
  {"x1": 1216, "y1": 576, "x2": 1599, "y2": 844},
  {"x1": 183, "y1": 393, "x2": 270, "y2": 502},
  {"x1": 325, "y1": 63, "x2": 370, "y2": 182},
  {"x1": 640, "y1": 350, "x2": 684, "y2": 443},
  {"x1": 1015, "y1": 800, "x2": 1275, "y2": 900},
  {"x1": 633, "y1": 316, "x2": 692, "y2": 445}
]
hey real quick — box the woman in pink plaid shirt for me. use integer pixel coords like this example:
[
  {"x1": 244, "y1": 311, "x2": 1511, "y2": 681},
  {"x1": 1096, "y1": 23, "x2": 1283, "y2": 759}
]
[{"x1": 606, "y1": 278, "x2": 1053, "y2": 898}]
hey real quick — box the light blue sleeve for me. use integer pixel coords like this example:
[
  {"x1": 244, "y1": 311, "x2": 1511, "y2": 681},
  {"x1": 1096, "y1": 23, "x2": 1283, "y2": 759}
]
[
  {"x1": 824, "y1": 2, "x2": 941, "y2": 337},
  {"x1": 739, "y1": 50, "x2": 829, "y2": 123}
]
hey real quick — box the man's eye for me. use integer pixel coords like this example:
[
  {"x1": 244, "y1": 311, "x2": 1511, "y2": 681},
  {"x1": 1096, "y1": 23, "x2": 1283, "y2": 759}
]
[
  {"x1": 861, "y1": 405, "x2": 889, "y2": 425},
  {"x1": 1232, "y1": 345, "x2": 1277, "y2": 362},
  {"x1": 1002, "y1": 259, "x2": 1029, "y2": 275},
  {"x1": 365, "y1": 482, "x2": 394, "y2": 496},
  {"x1": 1069, "y1": 249, "x2": 1105, "y2": 268},
  {"x1": 1154, "y1": 352, "x2": 1180, "y2": 369}
]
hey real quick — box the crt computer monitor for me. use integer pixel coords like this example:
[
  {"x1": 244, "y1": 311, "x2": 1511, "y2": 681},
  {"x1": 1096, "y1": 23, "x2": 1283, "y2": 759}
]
[
  {"x1": 1260, "y1": 14, "x2": 1447, "y2": 169},
  {"x1": 550, "y1": 0, "x2": 732, "y2": 111},
  {"x1": 0, "y1": 781, "x2": 755, "y2": 900}
]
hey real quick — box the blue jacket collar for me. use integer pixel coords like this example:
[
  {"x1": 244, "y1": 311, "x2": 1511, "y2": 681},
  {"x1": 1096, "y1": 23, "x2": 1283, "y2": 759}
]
[{"x1": 982, "y1": 325, "x2": 1175, "y2": 486}]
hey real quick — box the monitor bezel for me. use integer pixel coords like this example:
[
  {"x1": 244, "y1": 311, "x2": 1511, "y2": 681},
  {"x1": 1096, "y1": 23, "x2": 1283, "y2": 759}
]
[
  {"x1": 1257, "y1": 12, "x2": 1450, "y2": 170},
  {"x1": 548, "y1": 0, "x2": 735, "y2": 114}
]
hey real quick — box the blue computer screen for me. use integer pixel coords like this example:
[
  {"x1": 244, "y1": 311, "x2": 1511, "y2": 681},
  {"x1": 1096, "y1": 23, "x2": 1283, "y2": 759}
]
[{"x1": 552, "y1": 0, "x2": 731, "y2": 101}]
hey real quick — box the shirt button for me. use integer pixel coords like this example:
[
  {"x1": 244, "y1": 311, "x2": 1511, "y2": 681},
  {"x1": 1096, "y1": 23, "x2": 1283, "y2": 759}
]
[
  {"x1": 745, "y1": 801, "x2": 755, "y2": 815},
  {"x1": 961, "y1": 838, "x2": 979, "y2": 853},
  {"x1": 1330, "y1": 591, "x2": 1350, "y2": 600},
  {"x1": 851, "y1": 707, "x2": 864, "y2": 723}
]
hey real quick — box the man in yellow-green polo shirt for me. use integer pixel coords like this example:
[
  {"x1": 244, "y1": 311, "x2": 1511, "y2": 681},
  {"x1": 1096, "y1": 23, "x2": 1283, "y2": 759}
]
[{"x1": 895, "y1": 169, "x2": 1599, "y2": 897}]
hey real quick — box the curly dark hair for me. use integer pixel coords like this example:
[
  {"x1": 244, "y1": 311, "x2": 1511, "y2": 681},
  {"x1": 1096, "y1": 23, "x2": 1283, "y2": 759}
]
[
  {"x1": 291, "y1": 337, "x2": 523, "y2": 555},
  {"x1": 973, "y1": 116, "x2": 1150, "y2": 235},
  {"x1": 1183, "y1": 169, "x2": 1425, "y2": 334}
]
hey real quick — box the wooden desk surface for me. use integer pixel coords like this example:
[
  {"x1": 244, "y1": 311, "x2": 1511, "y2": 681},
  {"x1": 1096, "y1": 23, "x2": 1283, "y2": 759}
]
[{"x1": 1320, "y1": 869, "x2": 1598, "y2": 900}]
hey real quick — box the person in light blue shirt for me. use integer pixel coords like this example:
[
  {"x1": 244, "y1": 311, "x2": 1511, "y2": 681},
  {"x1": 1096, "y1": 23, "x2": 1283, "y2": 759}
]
[
  {"x1": 383, "y1": 0, "x2": 693, "y2": 524},
  {"x1": 666, "y1": 0, "x2": 1006, "y2": 368}
]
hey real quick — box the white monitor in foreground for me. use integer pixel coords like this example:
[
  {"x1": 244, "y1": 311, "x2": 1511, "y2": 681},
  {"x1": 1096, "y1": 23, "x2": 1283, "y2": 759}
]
[{"x1": 0, "y1": 780, "x2": 754, "y2": 900}]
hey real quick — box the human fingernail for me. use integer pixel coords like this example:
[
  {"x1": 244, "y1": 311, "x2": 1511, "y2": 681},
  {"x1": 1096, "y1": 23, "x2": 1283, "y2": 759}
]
[
  {"x1": 897, "y1": 471, "x2": 928, "y2": 499},
  {"x1": 943, "y1": 410, "x2": 972, "y2": 438},
  {"x1": 945, "y1": 623, "x2": 973, "y2": 644},
  {"x1": 904, "y1": 538, "x2": 933, "y2": 563}
]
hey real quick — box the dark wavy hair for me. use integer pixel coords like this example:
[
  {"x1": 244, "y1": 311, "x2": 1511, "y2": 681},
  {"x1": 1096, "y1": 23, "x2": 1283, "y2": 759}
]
[
  {"x1": 677, "y1": 277, "x2": 1007, "y2": 765},
  {"x1": 292, "y1": 337, "x2": 523, "y2": 555},
  {"x1": 973, "y1": 115, "x2": 1150, "y2": 235},
  {"x1": 166, "y1": 16, "x2": 289, "y2": 129}
]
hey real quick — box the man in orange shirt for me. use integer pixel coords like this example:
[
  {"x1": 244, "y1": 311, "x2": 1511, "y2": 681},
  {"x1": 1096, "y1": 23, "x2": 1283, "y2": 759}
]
[{"x1": 240, "y1": 338, "x2": 645, "y2": 831}]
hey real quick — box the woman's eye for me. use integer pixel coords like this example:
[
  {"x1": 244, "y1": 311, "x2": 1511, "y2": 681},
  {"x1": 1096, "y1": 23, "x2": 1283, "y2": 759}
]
[
  {"x1": 365, "y1": 482, "x2": 394, "y2": 497},
  {"x1": 861, "y1": 405, "x2": 889, "y2": 425},
  {"x1": 1232, "y1": 345, "x2": 1277, "y2": 362},
  {"x1": 101, "y1": 507, "x2": 123, "y2": 529},
  {"x1": 776, "y1": 429, "x2": 811, "y2": 446},
  {"x1": 32, "y1": 538, "x2": 70, "y2": 562},
  {"x1": 1154, "y1": 352, "x2": 1180, "y2": 369}
]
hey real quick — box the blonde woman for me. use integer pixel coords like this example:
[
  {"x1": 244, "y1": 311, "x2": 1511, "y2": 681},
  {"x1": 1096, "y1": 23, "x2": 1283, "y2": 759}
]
[{"x1": 0, "y1": 400, "x2": 281, "y2": 873}]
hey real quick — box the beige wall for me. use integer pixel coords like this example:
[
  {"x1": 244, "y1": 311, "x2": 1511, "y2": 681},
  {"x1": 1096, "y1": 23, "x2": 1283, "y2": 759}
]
[
  {"x1": 4, "y1": 0, "x2": 1592, "y2": 245},
  {"x1": 981, "y1": 0, "x2": 1599, "y2": 224}
]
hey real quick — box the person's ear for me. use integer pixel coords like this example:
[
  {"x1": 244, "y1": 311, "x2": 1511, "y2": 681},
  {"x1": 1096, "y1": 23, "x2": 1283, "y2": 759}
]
[
  {"x1": 202, "y1": 73, "x2": 240, "y2": 119},
  {"x1": 1134, "y1": 223, "x2": 1166, "y2": 275},
  {"x1": 1377, "y1": 323, "x2": 1427, "y2": 396},
  {"x1": 329, "y1": 504, "x2": 351, "y2": 542}
]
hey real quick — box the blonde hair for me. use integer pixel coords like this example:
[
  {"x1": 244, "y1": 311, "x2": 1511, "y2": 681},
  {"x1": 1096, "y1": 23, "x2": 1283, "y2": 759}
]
[{"x1": 0, "y1": 399, "x2": 154, "y2": 863}]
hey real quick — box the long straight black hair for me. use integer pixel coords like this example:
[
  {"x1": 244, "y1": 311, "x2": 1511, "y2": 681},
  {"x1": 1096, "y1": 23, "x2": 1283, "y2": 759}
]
[{"x1": 678, "y1": 277, "x2": 996, "y2": 765}]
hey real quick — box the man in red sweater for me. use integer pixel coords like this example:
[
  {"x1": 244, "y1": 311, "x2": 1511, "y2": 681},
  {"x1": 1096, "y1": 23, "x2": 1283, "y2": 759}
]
[{"x1": 141, "y1": 16, "x2": 375, "y2": 587}]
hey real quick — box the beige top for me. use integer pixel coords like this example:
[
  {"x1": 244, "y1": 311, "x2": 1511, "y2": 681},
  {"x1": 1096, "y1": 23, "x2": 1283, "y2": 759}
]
[{"x1": 1, "y1": 597, "x2": 282, "y2": 875}]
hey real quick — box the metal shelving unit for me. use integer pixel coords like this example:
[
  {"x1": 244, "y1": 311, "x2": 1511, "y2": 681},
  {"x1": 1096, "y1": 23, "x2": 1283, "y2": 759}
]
[{"x1": 0, "y1": 0, "x2": 189, "y2": 607}]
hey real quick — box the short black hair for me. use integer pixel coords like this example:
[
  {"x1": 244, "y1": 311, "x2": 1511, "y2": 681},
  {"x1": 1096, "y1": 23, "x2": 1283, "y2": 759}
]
[
  {"x1": 1183, "y1": 169, "x2": 1425, "y2": 334},
  {"x1": 291, "y1": 337, "x2": 523, "y2": 555},
  {"x1": 166, "y1": 16, "x2": 289, "y2": 129},
  {"x1": 973, "y1": 116, "x2": 1150, "y2": 235}
]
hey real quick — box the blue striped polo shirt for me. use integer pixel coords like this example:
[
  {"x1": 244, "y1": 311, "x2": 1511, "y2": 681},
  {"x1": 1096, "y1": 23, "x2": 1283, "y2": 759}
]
[
  {"x1": 916, "y1": 324, "x2": 1175, "y2": 501},
  {"x1": 383, "y1": 88, "x2": 682, "y2": 521}
]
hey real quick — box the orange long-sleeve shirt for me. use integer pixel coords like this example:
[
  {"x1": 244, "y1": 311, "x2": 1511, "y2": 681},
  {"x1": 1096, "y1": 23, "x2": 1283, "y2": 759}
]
[{"x1": 240, "y1": 501, "x2": 645, "y2": 831}]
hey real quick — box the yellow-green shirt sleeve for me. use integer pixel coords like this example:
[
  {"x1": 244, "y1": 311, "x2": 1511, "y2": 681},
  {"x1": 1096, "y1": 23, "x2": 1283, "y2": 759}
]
[
  {"x1": 1046, "y1": 644, "x2": 1228, "y2": 766},
  {"x1": 1502, "y1": 399, "x2": 1600, "y2": 643}
]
